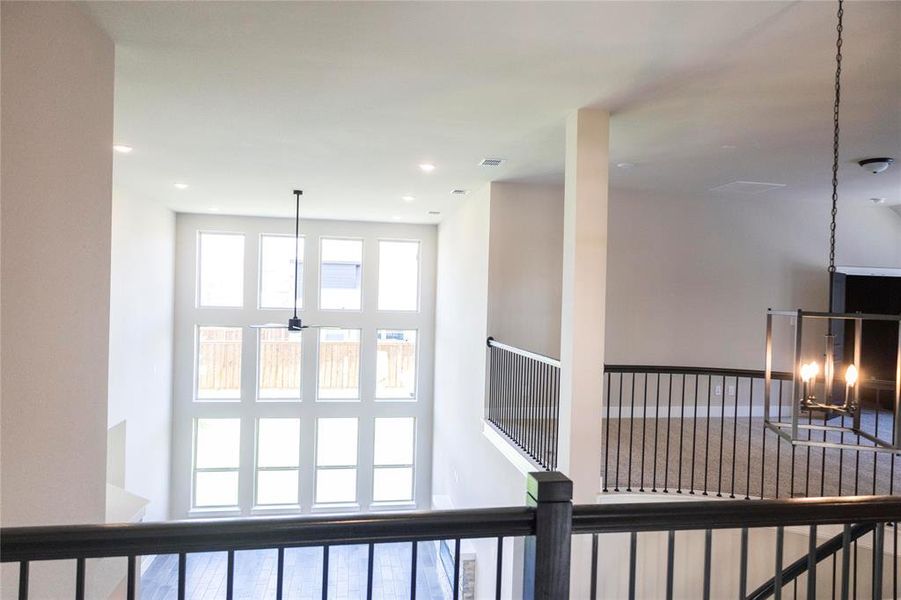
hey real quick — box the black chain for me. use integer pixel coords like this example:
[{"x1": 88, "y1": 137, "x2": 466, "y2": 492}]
[{"x1": 828, "y1": 0, "x2": 843, "y2": 274}]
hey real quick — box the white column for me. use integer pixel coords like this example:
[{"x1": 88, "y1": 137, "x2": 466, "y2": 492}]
[{"x1": 558, "y1": 108, "x2": 608, "y2": 502}]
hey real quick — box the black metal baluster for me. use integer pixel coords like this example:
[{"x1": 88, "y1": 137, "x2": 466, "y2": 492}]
[
  {"x1": 893, "y1": 522, "x2": 897, "y2": 600},
  {"x1": 366, "y1": 543, "x2": 374, "y2": 600},
  {"x1": 604, "y1": 371, "x2": 611, "y2": 492},
  {"x1": 629, "y1": 532, "x2": 638, "y2": 600},
  {"x1": 873, "y1": 523, "x2": 884, "y2": 600},
  {"x1": 821, "y1": 411, "x2": 828, "y2": 498},
  {"x1": 704, "y1": 375, "x2": 712, "y2": 496},
  {"x1": 18, "y1": 560, "x2": 28, "y2": 600},
  {"x1": 808, "y1": 525, "x2": 817, "y2": 600},
  {"x1": 761, "y1": 379, "x2": 768, "y2": 499},
  {"x1": 495, "y1": 536, "x2": 503, "y2": 600},
  {"x1": 838, "y1": 410, "x2": 845, "y2": 497},
  {"x1": 127, "y1": 555, "x2": 136, "y2": 600},
  {"x1": 411, "y1": 541, "x2": 418, "y2": 600},
  {"x1": 691, "y1": 375, "x2": 699, "y2": 494},
  {"x1": 664, "y1": 374, "x2": 673, "y2": 493},
  {"x1": 832, "y1": 553, "x2": 837, "y2": 600},
  {"x1": 529, "y1": 360, "x2": 536, "y2": 459},
  {"x1": 553, "y1": 366, "x2": 560, "y2": 469},
  {"x1": 731, "y1": 377, "x2": 739, "y2": 499},
  {"x1": 677, "y1": 374, "x2": 686, "y2": 493},
  {"x1": 75, "y1": 557, "x2": 85, "y2": 600},
  {"x1": 453, "y1": 539, "x2": 461, "y2": 600},
  {"x1": 322, "y1": 545, "x2": 329, "y2": 600},
  {"x1": 666, "y1": 530, "x2": 675, "y2": 600},
  {"x1": 178, "y1": 553, "x2": 186, "y2": 600},
  {"x1": 873, "y1": 404, "x2": 880, "y2": 496},
  {"x1": 739, "y1": 527, "x2": 749, "y2": 599},
  {"x1": 640, "y1": 373, "x2": 648, "y2": 492},
  {"x1": 590, "y1": 533, "x2": 598, "y2": 600},
  {"x1": 615, "y1": 373, "x2": 623, "y2": 491},
  {"x1": 652, "y1": 374, "x2": 661, "y2": 492},
  {"x1": 853, "y1": 539, "x2": 858, "y2": 600},
  {"x1": 718, "y1": 375, "x2": 726, "y2": 497},
  {"x1": 746, "y1": 380, "x2": 754, "y2": 499},
  {"x1": 226, "y1": 550, "x2": 235, "y2": 600},
  {"x1": 775, "y1": 527, "x2": 785, "y2": 600},
  {"x1": 277, "y1": 548, "x2": 285, "y2": 600},
  {"x1": 627, "y1": 373, "x2": 636, "y2": 491},
  {"x1": 702, "y1": 529, "x2": 712, "y2": 600},
  {"x1": 854, "y1": 430, "x2": 861, "y2": 496},
  {"x1": 776, "y1": 382, "x2": 784, "y2": 498}
]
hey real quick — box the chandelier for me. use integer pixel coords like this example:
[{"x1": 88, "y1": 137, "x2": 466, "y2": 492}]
[{"x1": 762, "y1": 0, "x2": 901, "y2": 453}]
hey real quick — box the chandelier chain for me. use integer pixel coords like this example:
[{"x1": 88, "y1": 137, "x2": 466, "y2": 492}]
[{"x1": 828, "y1": 0, "x2": 843, "y2": 274}]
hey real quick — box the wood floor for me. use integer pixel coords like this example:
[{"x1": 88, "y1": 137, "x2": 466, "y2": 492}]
[{"x1": 140, "y1": 542, "x2": 453, "y2": 600}]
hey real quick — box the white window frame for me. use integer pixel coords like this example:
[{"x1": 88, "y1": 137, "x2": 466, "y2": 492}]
[{"x1": 171, "y1": 214, "x2": 436, "y2": 518}]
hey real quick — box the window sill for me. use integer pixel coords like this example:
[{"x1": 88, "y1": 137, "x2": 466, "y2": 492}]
[
  {"x1": 188, "y1": 507, "x2": 242, "y2": 518},
  {"x1": 310, "y1": 502, "x2": 361, "y2": 513}
]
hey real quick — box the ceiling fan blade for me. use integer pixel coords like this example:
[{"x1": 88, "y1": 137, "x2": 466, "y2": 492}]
[
  {"x1": 301, "y1": 324, "x2": 338, "y2": 329},
  {"x1": 250, "y1": 323, "x2": 289, "y2": 329}
]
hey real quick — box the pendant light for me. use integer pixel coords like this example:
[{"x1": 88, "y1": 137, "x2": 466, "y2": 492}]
[{"x1": 763, "y1": 0, "x2": 901, "y2": 453}]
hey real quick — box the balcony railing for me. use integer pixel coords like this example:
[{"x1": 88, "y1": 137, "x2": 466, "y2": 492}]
[
  {"x1": 4, "y1": 473, "x2": 901, "y2": 600},
  {"x1": 602, "y1": 364, "x2": 900, "y2": 499},
  {"x1": 486, "y1": 337, "x2": 560, "y2": 470}
]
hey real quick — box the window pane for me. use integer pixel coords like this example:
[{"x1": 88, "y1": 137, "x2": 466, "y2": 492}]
[
  {"x1": 320, "y1": 239, "x2": 362, "y2": 310},
  {"x1": 258, "y1": 329, "x2": 301, "y2": 400},
  {"x1": 374, "y1": 418, "x2": 414, "y2": 465},
  {"x1": 375, "y1": 330, "x2": 417, "y2": 399},
  {"x1": 373, "y1": 467, "x2": 413, "y2": 502},
  {"x1": 196, "y1": 418, "x2": 241, "y2": 469},
  {"x1": 260, "y1": 235, "x2": 303, "y2": 309},
  {"x1": 256, "y1": 470, "x2": 299, "y2": 506},
  {"x1": 197, "y1": 327, "x2": 242, "y2": 400},
  {"x1": 198, "y1": 232, "x2": 244, "y2": 307},
  {"x1": 318, "y1": 329, "x2": 360, "y2": 399},
  {"x1": 257, "y1": 418, "x2": 300, "y2": 468},
  {"x1": 195, "y1": 471, "x2": 239, "y2": 507},
  {"x1": 378, "y1": 241, "x2": 419, "y2": 311},
  {"x1": 315, "y1": 469, "x2": 357, "y2": 504},
  {"x1": 316, "y1": 418, "x2": 358, "y2": 467}
]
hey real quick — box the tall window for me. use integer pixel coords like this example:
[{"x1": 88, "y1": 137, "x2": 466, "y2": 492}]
[{"x1": 173, "y1": 215, "x2": 434, "y2": 517}]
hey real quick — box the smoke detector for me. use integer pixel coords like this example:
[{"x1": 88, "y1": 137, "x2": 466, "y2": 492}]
[
  {"x1": 858, "y1": 158, "x2": 894, "y2": 174},
  {"x1": 479, "y1": 158, "x2": 506, "y2": 167}
]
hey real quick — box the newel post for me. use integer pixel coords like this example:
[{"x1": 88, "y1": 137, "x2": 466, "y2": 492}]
[{"x1": 523, "y1": 471, "x2": 573, "y2": 600}]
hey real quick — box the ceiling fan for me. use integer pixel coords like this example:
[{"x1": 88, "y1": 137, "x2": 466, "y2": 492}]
[{"x1": 251, "y1": 190, "x2": 331, "y2": 332}]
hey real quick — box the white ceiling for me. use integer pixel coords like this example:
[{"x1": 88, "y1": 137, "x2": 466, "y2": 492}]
[{"x1": 84, "y1": 1, "x2": 901, "y2": 223}]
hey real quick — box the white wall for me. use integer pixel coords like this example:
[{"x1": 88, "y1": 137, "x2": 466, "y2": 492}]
[
  {"x1": 1, "y1": 3, "x2": 114, "y2": 596},
  {"x1": 432, "y1": 186, "x2": 528, "y2": 598},
  {"x1": 487, "y1": 182, "x2": 564, "y2": 359},
  {"x1": 606, "y1": 189, "x2": 901, "y2": 370},
  {"x1": 107, "y1": 191, "x2": 175, "y2": 521}
]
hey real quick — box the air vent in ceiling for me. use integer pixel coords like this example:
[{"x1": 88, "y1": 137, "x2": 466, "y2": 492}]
[
  {"x1": 451, "y1": 189, "x2": 469, "y2": 195},
  {"x1": 710, "y1": 181, "x2": 787, "y2": 195},
  {"x1": 479, "y1": 158, "x2": 506, "y2": 167},
  {"x1": 428, "y1": 211, "x2": 441, "y2": 216}
]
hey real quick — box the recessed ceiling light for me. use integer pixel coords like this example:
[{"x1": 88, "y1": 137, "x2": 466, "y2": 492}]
[
  {"x1": 209, "y1": 207, "x2": 221, "y2": 212},
  {"x1": 402, "y1": 195, "x2": 415, "y2": 203},
  {"x1": 419, "y1": 163, "x2": 436, "y2": 173},
  {"x1": 174, "y1": 183, "x2": 189, "y2": 190},
  {"x1": 616, "y1": 162, "x2": 636, "y2": 169},
  {"x1": 451, "y1": 189, "x2": 469, "y2": 195},
  {"x1": 392, "y1": 215, "x2": 402, "y2": 221},
  {"x1": 113, "y1": 145, "x2": 133, "y2": 154},
  {"x1": 428, "y1": 211, "x2": 441, "y2": 216},
  {"x1": 871, "y1": 197, "x2": 887, "y2": 205},
  {"x1": 721, "y1": 144, "x2": 738, "y2": 150}
]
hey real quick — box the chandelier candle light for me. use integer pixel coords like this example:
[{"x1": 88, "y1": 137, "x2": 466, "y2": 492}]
[{"x1": 762, "y1": 0, "x2": 901, "y2": 453}]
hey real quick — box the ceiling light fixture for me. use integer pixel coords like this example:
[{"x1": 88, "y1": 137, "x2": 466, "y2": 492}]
[
  {"x1": 616, "y1": 162, "x2": 635, "y2": 169},
  {"x1": 174, "y1": 183, "x2": 189, "y2": 190},
  {"x1": 451, "y1": 189, "x2": 469, "y2": 195},
  {"x1": 428, "y1": 211, "x2": 441, "y2": 216},
  {"x1": 402, "y1": 195, "x2": 415, "y2": 203},
  {"x1": 392, "y1": 215, "x2": 402, "y2": 221},
  {"x1": 479, "y1": 158, "x2": 506, "y2": 167},
  {"x1": 763, "y1": 0, "x2": 901, "y2": 454},
  {"x1": 419, "y1": 163, "x2": 436, "y2": 173},
  {"x1": 871, "y1": 197, "x2": 887, "y2": 205},
  {"x1": 858, "y1": 157, "x2": 895, "y2": 174},
  {"x1": 251, "y1": 190, "x2": 330, "y2": 332},
  {"x1": 113, "y1": 145, "x2": 133, "y2": 154}
]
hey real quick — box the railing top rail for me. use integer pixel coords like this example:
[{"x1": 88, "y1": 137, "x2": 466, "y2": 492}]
[
  {"x1": 1, "y1": 506, "x2": 535, "y2": 563},
  {"x1": 487, "y1": 337, "x2": 560, "y2": 368},
  {"x1": 572, "y1": 495, "x2": 901, "y2": 535},
  {"x1": 603, "y1": 363, "x2": 793, "y2": 380}
]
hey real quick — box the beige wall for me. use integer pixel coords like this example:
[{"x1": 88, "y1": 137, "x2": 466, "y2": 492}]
[
  {"x1": 487, "y1": 182, "x2": 564, "y2": 359},
  {"x1": 1, "y1": 2, "x2": 115, "y2": 595},
  {"x1": 605, "y1": 189, "x2": 901, "y2": 370}
]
